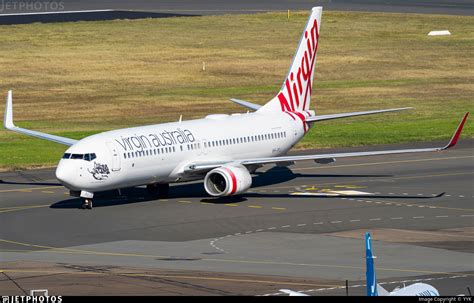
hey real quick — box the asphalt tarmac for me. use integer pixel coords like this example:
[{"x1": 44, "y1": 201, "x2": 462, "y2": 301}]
[{"x1": 0, "y1": 139, "x2": 473, "y2": 295}]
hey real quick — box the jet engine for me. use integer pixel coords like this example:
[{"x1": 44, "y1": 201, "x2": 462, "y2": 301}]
[{"x1": 204, "y1": 165, "x2": 252, "y2": 196}]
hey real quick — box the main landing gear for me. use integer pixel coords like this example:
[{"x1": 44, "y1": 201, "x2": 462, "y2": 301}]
[
  {"x1": 81, "y1": 198, "x2": 93, "y2": 210},
  {"x1": 147, "y1": 183, "x2": 169, "y2": 198}
]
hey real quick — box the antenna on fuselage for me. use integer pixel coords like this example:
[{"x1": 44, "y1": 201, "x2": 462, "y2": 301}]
[{"x1": 179, "y1": 115, "x2": 182, "y2": 122}]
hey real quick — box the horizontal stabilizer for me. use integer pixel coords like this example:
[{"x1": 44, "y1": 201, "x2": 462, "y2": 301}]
[
  {"x1": 306, "y1": 107, "x2": 413, "y2": 123},
  {"x1": 230, "y1": 98, "x2": 262, "y2": 111}
]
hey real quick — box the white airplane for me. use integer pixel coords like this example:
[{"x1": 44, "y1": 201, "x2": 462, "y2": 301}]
[
  {"x1": 3, "y1": 7, "x2": 469, "y2": 209},
  {"x1": 365, "y1": 232, "x2": 440, "y2": 296}
]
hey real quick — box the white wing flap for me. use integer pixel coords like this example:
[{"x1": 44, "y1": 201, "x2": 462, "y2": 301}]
[{"x1": 4, "y1": 90, "x2": 78, "y2": 146}]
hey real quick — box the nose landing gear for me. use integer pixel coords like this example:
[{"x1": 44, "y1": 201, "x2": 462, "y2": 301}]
[
  {"x1": 79, "y1": 190, "x2": 94, "y2": 210},
  {"x1": 81, "y1": 198, "x2": 93, "y2": 210}
]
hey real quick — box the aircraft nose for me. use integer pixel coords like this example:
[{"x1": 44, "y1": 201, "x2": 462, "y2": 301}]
[{"x1": 56, "y1": 161, "x2": 78, "y2": 190}]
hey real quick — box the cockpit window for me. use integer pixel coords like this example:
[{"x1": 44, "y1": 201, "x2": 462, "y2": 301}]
[
  {"x1": 84, "y1": 153, "x2": 96, "y2": 161},
  {"x1": 70, "y1": 154, "x2": 84, "y2": 160},
  {"x1": 64, "y1": 153, "x2": 96, "y2": 161}
]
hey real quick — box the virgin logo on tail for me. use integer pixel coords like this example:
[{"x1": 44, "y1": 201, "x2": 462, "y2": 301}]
[{"x1": 278, "y1": 19, "x2": 320, "y2": 113}]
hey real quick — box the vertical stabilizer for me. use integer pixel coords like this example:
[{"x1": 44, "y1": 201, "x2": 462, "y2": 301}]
[
  {"x1": 365, "y1": 232, "x2": 378, "y2": 296},
  {"x1": 259, "y1": 7, "x2": 322, "y2": 113}
]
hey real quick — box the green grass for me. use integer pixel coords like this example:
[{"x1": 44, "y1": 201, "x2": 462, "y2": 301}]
[{"x1": 0, "y1": 11, "x2": 472, "y2": 170}]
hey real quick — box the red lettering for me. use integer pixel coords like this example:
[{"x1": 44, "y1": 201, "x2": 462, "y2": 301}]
[
  {"x1": 301, "y1": 51, "x2": 309, "y2": 80},
  {"x1": 296, "y1": 68, "x2": 303, "y2": 94},
  {"x1": 292, "y1": 83, "x2": 300, "y2": 108},
  {"x1": 285, "y1": 80, "x2": 295, "y2": 111},
  {"x1": 277, "y1": 92, "x2": 292, "y2": 112}
]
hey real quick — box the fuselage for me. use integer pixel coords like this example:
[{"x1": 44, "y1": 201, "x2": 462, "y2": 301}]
[{"x1": 56, "y1": 111, "x2": 309, "y2": 193}]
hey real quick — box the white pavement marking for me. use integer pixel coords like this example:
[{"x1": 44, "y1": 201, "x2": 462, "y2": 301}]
[{"x1": 209, "y1": 207, "x2": 463, "y2": 256}]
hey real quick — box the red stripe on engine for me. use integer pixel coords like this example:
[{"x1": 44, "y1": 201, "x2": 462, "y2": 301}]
[{"x1": 222, "y1": 167, "x2": 237, "y2": 195}]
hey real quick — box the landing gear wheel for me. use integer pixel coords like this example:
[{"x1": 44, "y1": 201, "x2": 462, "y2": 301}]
[
  {"x1": 147, "y1": 184, "x2": 159, "y2": 195},
  {"x1": 147, "y1": 183, "x2": 169, "y2": 198},
  {"x1": 82, "y1": 198, "x2": 93, "y2": 210},
  {"x1": 157, "y1": 184, "x2": 169, "y2": 198}
]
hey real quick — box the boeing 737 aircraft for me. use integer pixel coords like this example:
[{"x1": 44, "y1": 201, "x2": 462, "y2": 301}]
[{"x1": 3, "y1": 7, "x2": 469, "y2": 209}]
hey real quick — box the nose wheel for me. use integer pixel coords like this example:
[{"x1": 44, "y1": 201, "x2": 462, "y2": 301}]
[{"x1": 81, "y1": 198, "x2": 93, "y2": 210}]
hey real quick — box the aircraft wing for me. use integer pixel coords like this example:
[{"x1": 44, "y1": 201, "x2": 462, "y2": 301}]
[
  {"x1": 306, "y1": 107, "x2": 412, "y2": 123},
  {"x1": 4, "y1": 90, "x2": 78, "y2": 146},
  {"x1": 185, "y1": 112, "x2": 468, "y2": 172}
]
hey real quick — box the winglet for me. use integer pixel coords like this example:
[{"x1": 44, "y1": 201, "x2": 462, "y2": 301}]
[
  {"x1": 4, "y1": 90, "x2": 15, "y2": 129},
  {"x1": 444, "y1": 112, "x2": 469, "y2": 149}
]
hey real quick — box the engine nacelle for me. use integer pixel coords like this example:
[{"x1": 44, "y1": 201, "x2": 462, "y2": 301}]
[{"x1": 204, "y1": 165, "x2": 252, "y2": 196}]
